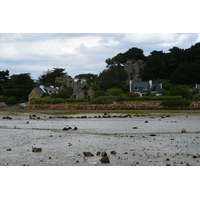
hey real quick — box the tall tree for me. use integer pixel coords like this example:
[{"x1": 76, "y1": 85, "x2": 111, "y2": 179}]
[
  {"x1": 142, "y1": 51, "x2": 167, "y2": 80},
  {"x1": 74, "y1": 73, "x2": 98, "y2": 86},
  {"x1": 38, "y1": 68, "x2": 67, "y2": 86},
  {"x1": 105, "y1": 47, "x2": 145, "y2": 68},
  {"x1": 98, "y1": 66, "x2": 128, "y2": 91},
  {"x1": 0, "y1": 70, "x2": 9, "y2": 95},
  {"x1": 170, "y1": 62, "x2": 200, "y2": 84},
  {"x1": 3, "y1": 73, "x2": 35, "y2": 101}
]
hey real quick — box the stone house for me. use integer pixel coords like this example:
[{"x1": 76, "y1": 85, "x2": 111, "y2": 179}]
[
  {"x1": 130, "y1": 80, "x2": 162, "y2": 97},
  {"x1": 28, "y1": 85, "x2": 59, "y2": 102},
  {"x1": 70, "y1": 84, "x2": 94, "y2": 101}
]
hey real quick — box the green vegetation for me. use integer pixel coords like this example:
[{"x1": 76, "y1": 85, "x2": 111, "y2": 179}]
[
  {"x1": 6, "y1": 96, "x2": 17, "y2": 105},
  {"x1": 1, "y1": 43, "x2": 200, "y2": 106},
  {"x1": 91, "y1": 96, "x2": 118, "y2": 104},
  {"x1": 192, "y1": 94, "x2": 200, "y2": 101},
  {"x1": 66, "y1": 98, "x2": 87, "y2": 103},
  {"x1": 161, "y1": 100, "x2": 191, "y2": 108},
  {"x1": 30, "y1": 98, "x2": 65, "y2": 104}
]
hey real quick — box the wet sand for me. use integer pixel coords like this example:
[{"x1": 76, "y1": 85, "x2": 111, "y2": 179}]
[{"x1": 0, "y1": 110, "x2": 200, "y2": 166}]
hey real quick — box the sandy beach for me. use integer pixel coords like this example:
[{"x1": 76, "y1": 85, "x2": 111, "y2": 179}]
[{"x1": 0, "y1": 109, "x2": 200, "y2": 166}]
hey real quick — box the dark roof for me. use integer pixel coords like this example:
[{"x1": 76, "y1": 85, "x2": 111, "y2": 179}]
[
  {"x1": 33, "y1": 88, "x2": 43, "y2": 97},
  {"x1": 33, "y1": 87, "x2": 59, "y2": 97},
  {"x1": 43, "y1": 87, "x2": 59, "y2": 92},
  {"x1": 132, "y1": 81, "x2": 149, "y2": 87}
]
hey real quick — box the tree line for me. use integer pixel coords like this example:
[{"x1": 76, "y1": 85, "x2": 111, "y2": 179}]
[{"x1": 1, "y1": 42, "x2": 200, "y2": 104}]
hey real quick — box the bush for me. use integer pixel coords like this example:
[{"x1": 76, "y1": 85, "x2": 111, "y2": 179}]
[
  {"x1": 51, "y1": 98, "x2": 65, "y2": 104},
  {"x1": 161, "y1": 100, "x2": 191, "y2": 108},
  {"x1": 192, "y1": 94, "x2": 200, "y2": 101},
  {"x1": 6, "y1": 96, "x2": 17, "y2": 105},
  {"x1": 66, "y1": 98, "x2": 87, "y2": 103},
  {"x1": 30, "y1": 98, "x2": 65, "y2": 104},
  {"x1": 106, "y1": 88, "x2": 123, "y2": 96},
  {"x1": 169, "y1": 86, "x2": 190, "y2": 99},
  {"x1": 123, "y1": 96, "x2": 183, "y2": 101},
  {"x1": 116, "y1": 95, "x2": 132, "y2": 102},
  {"x1": 90, "y1": 96, "x2": 118, "y2": 104}
]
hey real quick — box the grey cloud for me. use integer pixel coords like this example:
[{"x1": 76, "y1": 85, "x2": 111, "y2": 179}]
[{"x1": 0, "y1": 33, "x2": 199, "y2": 79}]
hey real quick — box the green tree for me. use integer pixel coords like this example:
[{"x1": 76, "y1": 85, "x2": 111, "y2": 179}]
[
  {"x1": 106, "y1": 88, "x2": 122, "y2": 96},
  {"x1": 6, "y1": 96, "x2": 17, "y2": 105},
  {"x1": 3, "y1": 73, "x2": 35, "y2": 101},
  {"x1": 53, "y1": 87, "x2": 73, "y2": 99},
  {"x1": 170, "y1": 62, "x2": 200, "y2": 84},
  {"x1": 38, "y1": 68, "x2": 67, "y2": 86},
  {"x1": 142, "y1": 51, "x2": 167, "y2": 80},
  {"x1": 105, "y1": 47, "x2": 145, "y2": 68},
  {"x1": 0, "y1": 70, "x2": 9, "y2": 95},
  {"x1": 98, "y1": 67, "x2": 128, "y2": 91},
  {"x1": 74, "y1": 73, "x2": 98, "y2": 86},
  {"x1": 169, "y1": 86, "x2": 190, "y2": 99},
  {"x1": 153, "y1": 79, "x2": 172, "y2": 90}
]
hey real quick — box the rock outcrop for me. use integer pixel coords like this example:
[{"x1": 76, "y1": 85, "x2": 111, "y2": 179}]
[{"x1": 124, "y1": 59, "x2": 146, "y2": 83}]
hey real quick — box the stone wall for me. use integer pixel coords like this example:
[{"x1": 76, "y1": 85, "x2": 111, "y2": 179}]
[{"x1": 25, "y1": 101, "x2": 200, "y2": 110}]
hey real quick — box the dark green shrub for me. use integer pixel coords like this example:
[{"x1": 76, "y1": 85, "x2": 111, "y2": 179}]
[
  {"x1": 116, "y1": 95, "x2": 132, "y2": 102},
  {"x1": 51, "y1": 98, "x2": 65, "y2": 104},
  {"x1": 169, "y1": 87, "x2": 190, "y2": 99},
  {"x1": 6, "y1": 96, "x2": 17, "y2": 105},
  {"x1": 192, "y1": 94, "x2": 200, "y2": 101},
  {"x1": 106, "y1": 88, "x2": 123, "y2": 96},
  {"x1": 67, "y1": 98, "x2": 87, "y2": 103},
  {"x1": 0, "y1": 96, "x2": 9, "y2": 102},
  {"x1": 90, "y1": 96, "x2": 118, "y2": 104},
  {"x1": 30, "y1": 98, "x2": 65, "y2": 104},
  {"x1": 161, "y1": 100, "x2": 191, "y2": 108},
  {"x1": 123, "y1": 96, "x2": 183, "y2": 101}
]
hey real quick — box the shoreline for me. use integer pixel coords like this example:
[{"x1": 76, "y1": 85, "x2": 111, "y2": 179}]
[{"x1": 1, "y1": 106, "x2": 200, "y2": 115}]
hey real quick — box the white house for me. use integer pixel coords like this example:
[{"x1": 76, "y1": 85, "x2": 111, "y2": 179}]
[{"x1": 130, "y1": 80, "x2": 162, "y2": 97}]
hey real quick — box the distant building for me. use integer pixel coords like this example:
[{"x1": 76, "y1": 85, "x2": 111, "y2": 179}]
[
  {"x1": 28, "y1": 85, "x2": 59, "y2": 102},
  {"x1": 130, "y1": 80, "x2": 162, "y2": 97},
  {"x1": 70, "y1": 84, "x2": 94, "y2": 101},
  {"x1": 196, "y1": 84, "x2": 200, "y2": 93}
]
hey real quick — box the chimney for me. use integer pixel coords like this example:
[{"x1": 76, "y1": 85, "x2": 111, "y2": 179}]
[
  {"x1": 130, "y1": 80, "x2": 132, "y2": 92},
  {"x1": 149, "y1": 80, "x2": 152, "y2": 88},
  {"x1": 39, "y1": 85, "x2": 46, "y2": 92}
]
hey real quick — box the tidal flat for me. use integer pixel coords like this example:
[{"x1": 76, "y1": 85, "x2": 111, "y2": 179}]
[{"x1": 0, "y1": 111, "x2": 200, "y2": 166}]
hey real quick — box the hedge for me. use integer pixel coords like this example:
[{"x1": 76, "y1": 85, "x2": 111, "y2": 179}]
[
  {"x1": 160, "y1": 100, "x2": 191, "y2": 108},
  {"x1": 30, "y1": 98, "x2": 65, "y2": 104},
  {"x1": 90, "y1": 96, "x2": 118, "y2": 104}
]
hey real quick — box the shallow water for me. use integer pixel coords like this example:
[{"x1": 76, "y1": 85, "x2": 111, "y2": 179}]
[{"x1": 0, "y1": 113, "x2": 200, "y2": 166}]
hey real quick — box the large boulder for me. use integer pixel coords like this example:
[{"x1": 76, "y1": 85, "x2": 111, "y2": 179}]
[
  {"x1": 100, "y1": 156, "x2": 110, "y2": 163},
  {"x1": 83, "y1": 152, "x2": 94, "y2": 156}
]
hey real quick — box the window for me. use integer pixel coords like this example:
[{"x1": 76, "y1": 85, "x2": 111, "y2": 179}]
[
  {"x1": 143, "y1": 87, "x2": 147, "y2": 91},
  {"x1": 134, "y1": 87, "x2": 139, "y2": 91}
]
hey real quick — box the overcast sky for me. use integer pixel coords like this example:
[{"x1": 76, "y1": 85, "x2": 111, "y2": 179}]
[
  {"x1": 1, "y1": 33, "x2": 200, "y2": 80},
  {"x1": 1, "y1": 1, "x2": 200, "y2": 80}
]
